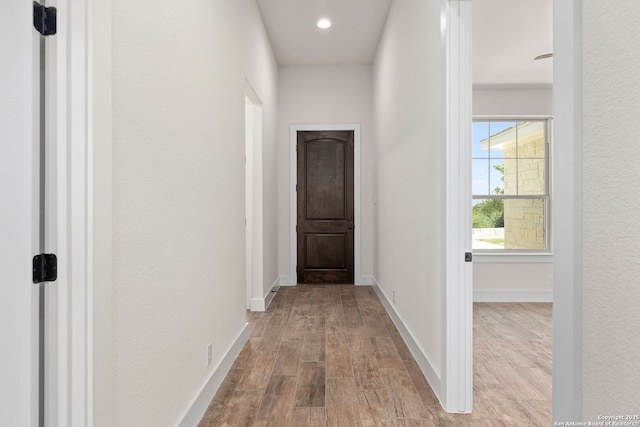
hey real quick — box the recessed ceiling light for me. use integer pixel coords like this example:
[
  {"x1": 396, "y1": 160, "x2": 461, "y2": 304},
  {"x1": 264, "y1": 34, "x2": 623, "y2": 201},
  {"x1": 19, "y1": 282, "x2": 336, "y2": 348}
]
[{"x1": 317, "y1": 18, "x2": 331, "y2": 29}]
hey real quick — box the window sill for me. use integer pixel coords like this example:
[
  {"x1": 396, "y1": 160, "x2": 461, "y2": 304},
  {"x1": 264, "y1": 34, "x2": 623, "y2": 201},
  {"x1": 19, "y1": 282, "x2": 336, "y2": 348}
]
[{"x1": 472, "y1": 252, "x2": 554, "y2": 263}]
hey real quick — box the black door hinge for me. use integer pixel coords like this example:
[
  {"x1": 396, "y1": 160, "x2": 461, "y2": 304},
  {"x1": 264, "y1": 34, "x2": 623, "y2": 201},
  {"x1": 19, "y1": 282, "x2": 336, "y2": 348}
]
[
  {"x1": 33, "y1": 2, "x2": 57, "y2": 36},
  {"x1": 33, "y1": 254, "x2": 57, "y2": 283},
  {"x1": 465, "y1": 252, "x2": 473, "y2": 263}
]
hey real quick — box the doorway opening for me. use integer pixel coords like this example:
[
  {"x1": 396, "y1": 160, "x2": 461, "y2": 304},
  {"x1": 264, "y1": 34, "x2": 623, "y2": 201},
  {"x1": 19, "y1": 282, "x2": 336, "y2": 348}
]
[
  {"x1": 296, "y1": 130, "x2": 355, "y2": 284},
  {"x1": 244, "y1": 85, "x2": 264, "y2": 310},
  {"x1": 288, "y1": 124, "x2": 367, "y2": 286},
  {"x1": 469, "y1": 0, "x2": 554, "y2": 422}
]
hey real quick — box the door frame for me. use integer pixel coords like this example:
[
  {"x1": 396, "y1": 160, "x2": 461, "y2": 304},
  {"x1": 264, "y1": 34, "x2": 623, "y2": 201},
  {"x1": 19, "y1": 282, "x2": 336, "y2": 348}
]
[
  {"x1": 19, "y1": 0, "x2": 98, "y2": 425},
  {"x1": 551, "y1": 0, "x2": 583, "y2": 420},
  {"x1": 43, "y1": 0, "x2": 113, "y2": 425},
  {"x1": 49, "y1": 0, "x2": 94, "y2": 425},
  {"x1": 445, "y1": 0, "x2": 583, "y2": 418},
  {"x1": 295, "y1": 130, "x2": 355, "y2": 284},
  {"x1": 59, "y1": 0, "x2": 583, "y2": 423},
  {"x1": 244, "y1": 95, "x2": 254, "y2": 309},
  {"x1": 244, "y1": 82, "x2": 264, "y2": 310},
  {"x1": 288, "y1": 124, "x2": 368, "y2": 285},
  {"x1": 441, "y1": 0, "x2": 473, "y2": 413}
]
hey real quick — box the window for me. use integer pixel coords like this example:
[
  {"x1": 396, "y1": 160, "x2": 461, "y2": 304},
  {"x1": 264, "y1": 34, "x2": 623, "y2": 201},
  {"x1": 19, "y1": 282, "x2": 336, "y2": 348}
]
[{"x1": 472, "y1": 119, "x2": 550, "y2": 251}]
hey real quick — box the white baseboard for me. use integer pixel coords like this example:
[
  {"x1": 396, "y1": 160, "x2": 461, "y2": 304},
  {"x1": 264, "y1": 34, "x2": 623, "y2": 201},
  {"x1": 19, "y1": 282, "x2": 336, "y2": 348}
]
[
  {"x1": 175, "y1": 323, "x2": 249, "y2": 427},
  {"x1": 277, "y1": 275, "x2": 373, "y2": 286},
  {"x1": 370, "y1": 278, "x2": 443, "y2": 405},
  {"x1": 356, "y1": 275, "x2": 374, "y2": 286},
  {"x1": 278, "y1": 275, "x2": 297, "y2": 286},
  {"x1": 473, "y1": 290, "x2": 553, "y2": 302},
  {"x1": 251, "y1": 277, "x2": 281, "y2": 311}
]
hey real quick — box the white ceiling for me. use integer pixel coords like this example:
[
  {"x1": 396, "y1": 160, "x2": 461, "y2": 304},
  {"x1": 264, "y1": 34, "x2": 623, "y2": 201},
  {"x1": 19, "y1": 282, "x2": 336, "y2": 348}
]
[
  {"x1": 473, "y1": 0, "x2": 553, "y2": 87},
  {"x1": 255, "y1": 0, "x2": 393, "y2": 66},
  {"x1": 256, "y1": 0, "x2": 553, "y2": 87}
]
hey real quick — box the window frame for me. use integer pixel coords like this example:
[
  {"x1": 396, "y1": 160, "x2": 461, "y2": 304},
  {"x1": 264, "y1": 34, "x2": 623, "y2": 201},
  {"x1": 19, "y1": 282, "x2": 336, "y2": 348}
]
[{"x1": 472, "y1": 116, "x2": 553, "y2": 254}]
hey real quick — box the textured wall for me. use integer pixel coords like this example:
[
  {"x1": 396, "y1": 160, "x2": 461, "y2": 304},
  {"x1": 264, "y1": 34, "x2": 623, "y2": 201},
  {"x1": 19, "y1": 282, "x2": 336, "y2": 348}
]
[
  {"x1": 372, "y1": 0, "x2": 443, "y2": 375},
  {"x1": 582, "y1": 0, "x2": 640, "y2": 418},
  {"x1": 111, "y1": 1, "x2": 247, "y2": 425}
]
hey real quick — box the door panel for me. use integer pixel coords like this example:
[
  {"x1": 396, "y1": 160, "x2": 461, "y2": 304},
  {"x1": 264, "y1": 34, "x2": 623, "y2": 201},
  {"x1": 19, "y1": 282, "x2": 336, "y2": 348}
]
[
  {"x1": 305, "y1": 234, "x2": 346, "y2": 268},
  {"x1": 0, "y1": 1, "x2": 39, "y2": 425},
  {"x1": 297, "y1": 131, "x2": 354, "y2": 284},
  {"x1": 305, "y1": 140, "x2": 345, "y2": 219}
]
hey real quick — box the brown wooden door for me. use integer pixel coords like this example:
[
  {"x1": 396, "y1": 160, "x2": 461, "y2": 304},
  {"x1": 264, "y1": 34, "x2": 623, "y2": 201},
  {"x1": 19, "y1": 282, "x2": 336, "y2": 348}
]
[{"x1": 297, "y1": 130, "x2": 354, "y2": 284}]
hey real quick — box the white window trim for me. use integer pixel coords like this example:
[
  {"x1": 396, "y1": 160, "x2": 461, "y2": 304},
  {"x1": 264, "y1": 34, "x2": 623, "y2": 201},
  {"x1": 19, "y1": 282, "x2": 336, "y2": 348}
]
[
  {"x1": 473, "y1": 253, "x2": 553, "y2": 263},
  {"x1": 472, "y1": 116, "x2": 553, "y2": 253}
]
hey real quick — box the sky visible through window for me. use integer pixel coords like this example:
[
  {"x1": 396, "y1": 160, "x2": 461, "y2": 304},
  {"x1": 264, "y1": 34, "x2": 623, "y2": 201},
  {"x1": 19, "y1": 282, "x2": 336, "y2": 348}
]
[{"x1": 472, "y1": 121, "x2": 515, "y2": 199}]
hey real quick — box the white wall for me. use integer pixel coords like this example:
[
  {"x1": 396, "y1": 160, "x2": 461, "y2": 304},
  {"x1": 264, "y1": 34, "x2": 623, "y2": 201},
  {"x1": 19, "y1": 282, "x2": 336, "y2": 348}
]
[
  {"x1": 372, "y1": 0, "x2": 444, "y2": 378},
  {"x1": 581, "y1": 0, "x2": 640, "y2": 418},
  {"x1": 473, "y1": 87, "x2": 552, "y2": 116},
  {"x1": 277, "y1": 65, "x2": 375, "y2": 280},
  {"x1": 242, "y1": 0, "x2": 280, "y2": 305},
  {"x1": 473, "y1": 258, "x2": 553, "y2": 302},
  {"x1": 111, "y1": 1, "x2": 247, "y2": 425},
  {"x1": 472, "y1": 87, "x2": 553, "y2": 302}
]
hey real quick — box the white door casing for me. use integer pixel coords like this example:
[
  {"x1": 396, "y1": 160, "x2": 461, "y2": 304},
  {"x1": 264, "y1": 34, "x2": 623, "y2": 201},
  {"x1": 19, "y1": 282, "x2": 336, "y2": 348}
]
[
  {"x1": 288, "y1": 124, "x2": 368, "y2": 286},
  {"x1": 442, "y1": 0, "x2": 473, "y2": 413},
  {"x1": 245, "y1": 82, "x2": 265, "y2": 310},
  {"x1": 0, "y1": 1, "x2": 94, "y2": 425},
  {"x1": 245, "y1": 96, "x2": 254, "y2": 309},
  {"x1": 444, "y1": 0, "x2": 584, "y2": 418},
  {"x1": 552, "y1": 0, "x2": 583, "y2": 421}
]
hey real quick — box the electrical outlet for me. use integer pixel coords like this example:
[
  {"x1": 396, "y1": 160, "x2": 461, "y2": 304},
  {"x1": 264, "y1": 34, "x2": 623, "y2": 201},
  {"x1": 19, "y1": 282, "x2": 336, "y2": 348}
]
[
  {"x1": 393, "y1": 290, "x2": 396, "y2": 304},
  {"x1": 207, "y1": 344, "x2": 213, "y2": 367}
]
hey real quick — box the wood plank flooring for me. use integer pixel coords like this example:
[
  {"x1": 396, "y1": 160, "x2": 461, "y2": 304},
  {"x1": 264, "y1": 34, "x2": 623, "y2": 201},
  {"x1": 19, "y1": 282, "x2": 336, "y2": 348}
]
[{"x1": 198, "y1": 285, "x2": 551, "y2": 426}]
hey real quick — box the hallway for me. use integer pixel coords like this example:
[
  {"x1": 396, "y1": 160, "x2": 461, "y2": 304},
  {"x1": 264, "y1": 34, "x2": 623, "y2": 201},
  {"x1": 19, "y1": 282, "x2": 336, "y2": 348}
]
[{"x1": 197, "y1": 285, "x2": 551, "y2": 426}]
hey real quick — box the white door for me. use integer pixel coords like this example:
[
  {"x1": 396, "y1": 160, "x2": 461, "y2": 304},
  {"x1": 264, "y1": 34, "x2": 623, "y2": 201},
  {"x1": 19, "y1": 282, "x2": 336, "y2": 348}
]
[{"x1": 1, "y1": 2, "x2": 42, "y2": 425}]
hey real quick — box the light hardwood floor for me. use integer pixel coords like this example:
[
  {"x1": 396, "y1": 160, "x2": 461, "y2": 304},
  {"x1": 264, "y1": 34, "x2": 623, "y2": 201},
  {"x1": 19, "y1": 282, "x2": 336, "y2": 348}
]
[{"x1": 198, "y1": 285, "x2": 551, "y2": 426}]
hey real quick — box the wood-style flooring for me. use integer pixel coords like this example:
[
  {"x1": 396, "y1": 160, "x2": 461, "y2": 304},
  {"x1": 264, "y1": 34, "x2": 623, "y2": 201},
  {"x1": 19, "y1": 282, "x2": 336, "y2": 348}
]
[{"x1": 198, "y1": 285, "x2": 551, "y2": 426}]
